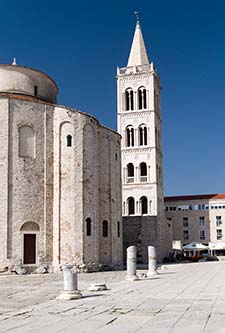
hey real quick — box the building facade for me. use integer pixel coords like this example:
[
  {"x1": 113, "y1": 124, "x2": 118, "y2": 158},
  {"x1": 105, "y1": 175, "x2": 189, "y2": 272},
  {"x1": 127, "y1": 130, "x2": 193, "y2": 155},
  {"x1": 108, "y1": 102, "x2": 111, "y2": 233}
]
[
  {"x1": 165, "y1": 194, "x2": 225, "y2": 246},
  {"x1": 117, "y1": 19, "x2": 172, "y2": 262},
  {"x1": 0, "y1": 64, "x2": 123, "y2": 272}
]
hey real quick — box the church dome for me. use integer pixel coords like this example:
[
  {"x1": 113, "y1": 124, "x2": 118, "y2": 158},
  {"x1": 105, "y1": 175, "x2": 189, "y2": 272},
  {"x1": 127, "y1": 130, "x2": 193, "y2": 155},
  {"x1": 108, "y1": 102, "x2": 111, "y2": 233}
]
[{"x1": 0, "y1": 64, "x2": 58, "y2": 103}]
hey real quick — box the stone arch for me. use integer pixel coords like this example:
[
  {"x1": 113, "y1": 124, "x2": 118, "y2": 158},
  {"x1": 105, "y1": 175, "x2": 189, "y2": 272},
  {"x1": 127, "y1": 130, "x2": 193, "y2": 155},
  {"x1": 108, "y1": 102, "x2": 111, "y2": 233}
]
[
  {"x1": 20, "y1": 221, "x2": 40, "y2": 232},
  {"x1": 60, "y1": 121, "x2": 73, "y2": 149}
]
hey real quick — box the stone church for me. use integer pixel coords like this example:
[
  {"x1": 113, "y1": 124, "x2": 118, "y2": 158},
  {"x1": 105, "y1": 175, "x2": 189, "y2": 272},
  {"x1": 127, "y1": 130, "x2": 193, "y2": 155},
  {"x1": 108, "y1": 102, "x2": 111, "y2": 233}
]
[
  {"x1": 0, "y1": 63, "x2": 123, "y2": 272},
  {"x1": 0, "y1": 18, "x2": 171, "y2": 272},
  {"x1": 117, "y1": 19, "x2": 172, "y2": 262}
]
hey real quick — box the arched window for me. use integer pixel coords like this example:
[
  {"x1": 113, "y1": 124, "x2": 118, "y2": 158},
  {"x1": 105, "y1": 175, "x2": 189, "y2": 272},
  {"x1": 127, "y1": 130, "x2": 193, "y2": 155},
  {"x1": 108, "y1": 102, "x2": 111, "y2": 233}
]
[
  {"x1": 138, "y1": 87, "x2": 147, "y2": 110},
  {"x1": 140, "y1": 162, "x2": 147, "y2": 182},
  {"x1": 67, "y1": 134, "x2": 72, "y2": 147},
  {"x1": 128, "y1": 197, "x2": 135, "y2": 215},
  {"x1": 102, "y1": 220, "x2": 108, "y2": 237},
  {"x1": 140, "y1": 196, "x2": 148, "y2": 214},
  {"x1": 127, "y1": 163, "x2": 134, "y2": 183},
  {"x1": 126, "y1": 126, "x2": 134, "y2": 147},
  {"x1": 117, "y1": 221, "x2": 120, "y2": 237},
  {"x1": 86, "y1": 218, "x2": 91, "y2": 236},
  {"x1": 125, "y1": 88, "x2": 134, "y2": 111},
  {"x1": 139, "y1": 124, "x2": 147, "y2": 146},
  {"x1": 19, "y1": 125, "x2": 35, "y2": 158}
]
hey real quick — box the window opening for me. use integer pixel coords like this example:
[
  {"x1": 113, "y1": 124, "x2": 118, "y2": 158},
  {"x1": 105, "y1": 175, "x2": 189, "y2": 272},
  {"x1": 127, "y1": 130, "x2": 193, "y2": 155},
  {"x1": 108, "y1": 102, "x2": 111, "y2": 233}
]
[
  {"x1": 67, "y1": 135, "x2": 72, "y2": 147},
  {"x1": 141, "y1": 196, "x2": 148, "y2": 214},
  {"x1": 128, "y1": 197, "x2": 135, "y2": 215},
  {"x1": 34, "y1": 85, "x2": 38, "y2": 97},
  {"x1": 117, "y1": 221, "x2": 120, "y2": 237},
  {"x1": 86, "y1": 218, "x2": 91, "y2": 236},
  {"x1": 103, "y1": 220, "x2": 108, "y2": 237}
]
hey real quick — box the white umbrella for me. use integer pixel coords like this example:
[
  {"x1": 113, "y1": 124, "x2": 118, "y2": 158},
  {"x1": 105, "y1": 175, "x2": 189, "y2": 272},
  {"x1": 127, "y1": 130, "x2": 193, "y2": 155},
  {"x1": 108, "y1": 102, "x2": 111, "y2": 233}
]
[
  {"x1": 183, "y1": 242, "x2": 208, "y2": 251},
  {"x1": 208, "y1": 242, "x2": 225, "y2": 250}
]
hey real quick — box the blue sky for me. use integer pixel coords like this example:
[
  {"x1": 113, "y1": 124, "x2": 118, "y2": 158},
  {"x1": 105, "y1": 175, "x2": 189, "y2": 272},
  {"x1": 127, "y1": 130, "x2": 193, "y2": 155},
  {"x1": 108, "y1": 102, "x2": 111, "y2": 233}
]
[{"x1": 1, "y1": 0, "x2": 225, "y2": 195}]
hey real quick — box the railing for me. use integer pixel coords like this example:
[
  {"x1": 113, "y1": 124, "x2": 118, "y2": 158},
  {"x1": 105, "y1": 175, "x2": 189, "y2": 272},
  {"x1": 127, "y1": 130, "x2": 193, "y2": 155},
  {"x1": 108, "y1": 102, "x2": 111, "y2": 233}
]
[
  {"x1": 117, "y1": 64, "x2": 153, "y2": 75},
  {"x1": 140, "y1": 176, "x2": 147, "y2": 182},
  {"x1": 127, "y1": 177, "x2": 134, "y2": 183}
]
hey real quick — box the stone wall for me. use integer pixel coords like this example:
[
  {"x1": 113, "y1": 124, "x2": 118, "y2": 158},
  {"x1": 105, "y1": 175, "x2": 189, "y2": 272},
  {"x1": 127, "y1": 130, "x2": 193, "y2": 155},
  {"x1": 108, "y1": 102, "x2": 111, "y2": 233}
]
[
  {"x1": 123, "y1": 215, "x2": 172, "y2": 264},
  {"x1": 123, "y1": 216, "x2": 158, "y2": 264},
  {"x1": 0, "y1": 96, "x2": 123, "y2": 272}
]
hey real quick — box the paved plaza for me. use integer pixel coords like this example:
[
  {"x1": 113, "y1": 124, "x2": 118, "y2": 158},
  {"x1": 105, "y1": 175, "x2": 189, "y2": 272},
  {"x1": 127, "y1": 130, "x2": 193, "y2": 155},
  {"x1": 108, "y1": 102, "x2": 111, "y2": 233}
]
[{"x1": 0, "y1": 262, "x2": 225, "y2": 332}]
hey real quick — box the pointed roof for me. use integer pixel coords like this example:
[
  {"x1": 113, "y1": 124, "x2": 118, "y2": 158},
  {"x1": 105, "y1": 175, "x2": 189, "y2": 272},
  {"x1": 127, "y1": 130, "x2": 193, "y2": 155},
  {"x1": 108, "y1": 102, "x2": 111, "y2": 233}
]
[{"x1": 127, "y1": 21, "x2": 149, "y2": 67}]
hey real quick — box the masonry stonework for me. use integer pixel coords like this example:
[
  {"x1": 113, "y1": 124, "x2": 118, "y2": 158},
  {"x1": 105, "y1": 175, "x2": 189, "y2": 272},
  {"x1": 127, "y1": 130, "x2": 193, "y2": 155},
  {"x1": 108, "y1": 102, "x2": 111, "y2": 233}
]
[
  {"x1": 0, "y1": 64, "x2": 123, "y2": 272},
  {"x1": 117, "y1": 21, "x2": 172, "y2": 262}
]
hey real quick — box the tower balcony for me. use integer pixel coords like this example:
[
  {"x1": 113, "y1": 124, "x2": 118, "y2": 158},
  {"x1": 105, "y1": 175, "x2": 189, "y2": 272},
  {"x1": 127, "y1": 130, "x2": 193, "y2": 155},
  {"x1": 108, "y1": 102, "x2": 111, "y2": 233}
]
[{"x1": 117, "y1": 63, "x2": 154, "y2": 76}]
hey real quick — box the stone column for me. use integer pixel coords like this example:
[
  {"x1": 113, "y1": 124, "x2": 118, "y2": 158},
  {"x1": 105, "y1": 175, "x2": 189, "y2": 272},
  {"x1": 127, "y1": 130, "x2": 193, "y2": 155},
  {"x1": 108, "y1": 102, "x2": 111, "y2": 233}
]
[
  {"x1": 126, "y1": 246, "x2": 139, "y2": 281},
  {"x1": 147, "y1": 246, "x2": 158, "y2": 277},
  {"x1": 57, "y1": 265, "x2": 82, "y2": 300}
]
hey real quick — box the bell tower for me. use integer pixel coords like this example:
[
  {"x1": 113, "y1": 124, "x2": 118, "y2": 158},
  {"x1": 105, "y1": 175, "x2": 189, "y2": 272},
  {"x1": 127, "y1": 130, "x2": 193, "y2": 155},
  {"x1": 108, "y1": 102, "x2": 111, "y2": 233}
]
[{"x1": 117, "y1": 16, "x2": 164, "y2": 219}]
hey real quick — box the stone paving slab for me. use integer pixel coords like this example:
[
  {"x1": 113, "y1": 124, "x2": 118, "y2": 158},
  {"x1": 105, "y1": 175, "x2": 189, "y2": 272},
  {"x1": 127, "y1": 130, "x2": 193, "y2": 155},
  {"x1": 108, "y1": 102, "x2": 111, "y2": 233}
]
[{"x1": 0, "y1": 262, "x2": 225, "y2": 332}]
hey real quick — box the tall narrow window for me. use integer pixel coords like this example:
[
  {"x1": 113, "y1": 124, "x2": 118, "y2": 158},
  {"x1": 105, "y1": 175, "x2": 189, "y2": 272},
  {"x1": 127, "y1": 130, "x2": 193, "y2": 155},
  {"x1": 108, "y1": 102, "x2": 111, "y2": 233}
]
[
  {"x1": 127, "y1": 163, "x2": 134, "y2": 183},
  {"x1": 126, "y1": 126, "x2": 134, "y2": 147},
  {"x1": 200, "y1": 230, "x2": 205, "y2": 240},
  {"x1": 183, "y1": 217, "x2": 189, "y2": 228},
  {"x1": 128, "y1": 197, "x2": 135, "y2": 215},
  {"x1": 217, "y1": 229, "x2": 222, "y2": 240},
  {"x1": 138, "y1": 88, "x2": 142, "y2": 109},
  {"x1": 86, "y1": 218, "x2": 91, "y2": 236},
  {"x1": 216, "y1": 216, "x2": 222, "y2": 227},
  {"x1": 139, "y1": 125, "x2": 147, "y2": 146},
  {"x1": 199, "y1": 216, "x2": 205, "y2": 226},
  {"x1": 139, "y1": 126, "x2": 143, "y2": 146},
  {"x1": 144, "y1": 126, "x2": 147, "y2": 145},
  {"x1": 117, "y1": 221, "x2": 120, "y2": 237},
  {"x1": 103, "y1": 220, "x2": 108, "y2": 237},
  {"x1": 67, "y1": 134, "x2": 72, "y2": 147},
  {"x1": 19, "y1": 125, "x2": 35, "y2": 158},
  {"x1": 138, "y1": 87, "x2": 147, "y2": 110},
  {"x1": 143, "y1": 89, "x2": 147, "y2": 109},
  {"x1": 125, "y1": 88, "x2": 134, "y2": 111},
  {"x1": 183, "y1": 230, "x2": 189, "y2": 240},
  {"x1": 34, "y1": 85, "x2": 38, "y2": 97},
  {"x1": 140, "y1": 196, "x2": 148, "y2": 214},
  {"x1": 140, "y1": 162, "x2": 147, "y2": 182}
]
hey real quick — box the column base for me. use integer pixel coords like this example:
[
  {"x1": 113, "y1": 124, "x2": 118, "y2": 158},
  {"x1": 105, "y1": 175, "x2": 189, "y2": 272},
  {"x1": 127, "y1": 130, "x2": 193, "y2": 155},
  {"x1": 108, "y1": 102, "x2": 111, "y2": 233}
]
[
  {"x1": 56, "y1": 290, "x2": 82, "y2": 300},
  {"x1": 146, "y1": 270, "x2": 158, "y2": 277},
  {"x1": 126, "y1": 275, "x2": 139, "y2": 281}
]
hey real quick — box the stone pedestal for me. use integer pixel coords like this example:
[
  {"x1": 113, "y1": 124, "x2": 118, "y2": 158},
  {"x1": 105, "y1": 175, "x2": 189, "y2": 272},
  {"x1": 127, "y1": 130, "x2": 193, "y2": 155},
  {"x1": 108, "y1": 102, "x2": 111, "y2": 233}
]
[
  {"x1": 126, "y1": 246, "x2": 139, "y2": 281},
  {"x1": 147, "y1": 246, "x2": 158, "y2": 277},
  {"x1": 57, "y1": 265, "x2": 82, "y2": 300}
]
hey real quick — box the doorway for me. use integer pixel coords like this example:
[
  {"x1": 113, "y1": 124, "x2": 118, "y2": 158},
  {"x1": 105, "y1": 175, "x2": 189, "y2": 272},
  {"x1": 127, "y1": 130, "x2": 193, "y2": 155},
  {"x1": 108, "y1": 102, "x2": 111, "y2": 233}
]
[{"x1": 23, "y1": 234, "x2": 36, "y2": 264}]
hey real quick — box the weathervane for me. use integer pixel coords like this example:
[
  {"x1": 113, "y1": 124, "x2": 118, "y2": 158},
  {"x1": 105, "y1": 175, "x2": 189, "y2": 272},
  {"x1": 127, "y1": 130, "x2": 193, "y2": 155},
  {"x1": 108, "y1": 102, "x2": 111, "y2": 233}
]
[{"x1": 134, "y1": 11, "x2": 140, "y2": 24}]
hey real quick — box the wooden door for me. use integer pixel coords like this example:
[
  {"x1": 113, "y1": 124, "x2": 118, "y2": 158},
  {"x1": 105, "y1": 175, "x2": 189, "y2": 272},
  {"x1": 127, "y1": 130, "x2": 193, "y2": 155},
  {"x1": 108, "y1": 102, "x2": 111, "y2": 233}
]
[{"x1": 23, "y1": 234, "x2": 36, "y2": 264}]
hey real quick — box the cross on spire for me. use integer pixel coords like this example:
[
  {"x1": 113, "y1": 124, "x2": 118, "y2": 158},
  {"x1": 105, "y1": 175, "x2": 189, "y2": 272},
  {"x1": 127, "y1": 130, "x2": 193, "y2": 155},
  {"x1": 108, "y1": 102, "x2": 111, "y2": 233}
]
[
  {"x1": 134, "y1": 11, "x2": 140, "y2": 24},
  {"x1": 127, "y1": 13, "x2": 149, "y2": 66}
]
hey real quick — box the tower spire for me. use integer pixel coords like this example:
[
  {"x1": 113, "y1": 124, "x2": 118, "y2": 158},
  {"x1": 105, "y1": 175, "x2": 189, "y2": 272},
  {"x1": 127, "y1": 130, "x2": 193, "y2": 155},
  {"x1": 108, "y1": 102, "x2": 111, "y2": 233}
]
[{"x1": 127, "y1": 12, "x2": 149, "y2": 67}]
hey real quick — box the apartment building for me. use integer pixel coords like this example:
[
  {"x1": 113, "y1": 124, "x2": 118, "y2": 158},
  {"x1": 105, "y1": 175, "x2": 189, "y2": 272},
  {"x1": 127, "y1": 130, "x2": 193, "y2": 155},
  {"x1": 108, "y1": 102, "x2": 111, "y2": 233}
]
[{"x1": 164, "y1": 194, "x2": 225, "y2": 245}]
